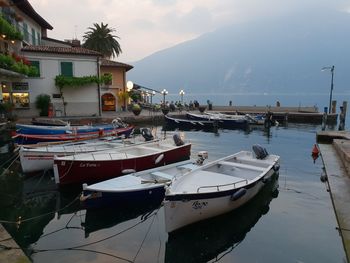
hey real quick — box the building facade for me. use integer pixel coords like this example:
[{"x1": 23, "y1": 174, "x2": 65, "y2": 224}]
[{"x1": 1, "y1": 0, "x2": 133, "y2": 117}]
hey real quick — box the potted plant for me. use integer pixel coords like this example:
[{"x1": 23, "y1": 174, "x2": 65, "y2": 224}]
[
  {"x1": 132, "y1": 103, "x2": 142, "y2": 116},
  {"x1": 161, "y1": 105, "x2": 170, "y2": 115},
  {"x1": 198, "y1": 105, "x2": 207, "y2": 113}
]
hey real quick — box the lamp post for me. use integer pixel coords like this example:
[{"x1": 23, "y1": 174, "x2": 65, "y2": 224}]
[
  {"x1": 151, "y1": 90, "x2": 155, "y2": 105},
  {"x1": 321, "y1": 65, "x2": 335, "y2": 114},
  {"x1": 126, "y1": 81, "x2": 133, "y2": 111},
  {"x1": 161, "y1": 89, "x2": 168, "y2": 106},
  {"x1": 179, "y1": 89, "x2": 185, "y2": 105}
]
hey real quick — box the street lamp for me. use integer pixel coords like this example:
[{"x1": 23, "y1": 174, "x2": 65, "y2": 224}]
[
  {"x1": 151, "y1": 90, "x2": 155, "y2": 105},
  {"x1": 321, "y1": 65, "x2": 335, "y2": 114},
  {"x1": 179, "y1": 89, "x2": 185, "y2": 105},
  {"x1": 161, "y1": 89, "x2": 168, "y2": 106},
  {"x1": 126, "y1": 81, "x2": 134, "y2": 92}
]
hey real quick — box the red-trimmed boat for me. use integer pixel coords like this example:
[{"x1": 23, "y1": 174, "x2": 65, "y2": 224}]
[
  {"x1": 14, "y1": 125, "x2": 134, "y2": 145},
  {"x1": 53, "y1": 135, "x2": 191, "y2": 186}
]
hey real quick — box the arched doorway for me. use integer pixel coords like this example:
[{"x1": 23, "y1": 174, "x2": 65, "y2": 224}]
[{"x1": 101, "y1": 93, "x2": 116, "y2": 111}]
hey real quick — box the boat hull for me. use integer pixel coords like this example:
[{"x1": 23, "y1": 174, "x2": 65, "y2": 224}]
[
  {"x1": 164, "y1": 168, "x2": 276, "y2": 233},
  {"x1": 14, "y1": 126, "x2": 134, "y2": 145},
  {"x1": 82, "y1": 186, "x2": 166, "y2": 209},
  {"x1": 54, "y1": 143, "x2": 191, "y2": 186},
  {"x1": 186, "y1": 113, "x2": 248, "y2": 129},
  {"x1": 16, "y1": 123, "x2": 116, "y2": 135},
  {"x1": 164, "y1": 115, "x2": 215, "y2": 130}
]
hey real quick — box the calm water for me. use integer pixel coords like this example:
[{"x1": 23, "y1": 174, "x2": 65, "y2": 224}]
[{"x1": 0, "y1": 123, "x2": 347, "y2": 263}]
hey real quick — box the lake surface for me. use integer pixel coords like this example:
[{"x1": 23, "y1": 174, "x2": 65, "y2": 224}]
[{"x1": 0, "y1": 123, "x2": 347, "y2": 263}]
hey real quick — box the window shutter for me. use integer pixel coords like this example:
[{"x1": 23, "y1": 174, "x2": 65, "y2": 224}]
[
  {"x1": 31, "y1": 28, "x2": 36, "y2": 45},
  {"x1": 61, "y1": 62, "x2": 73, "y2": 77},
  {"x1": 29, "y1": 61, "x2": 40, "y2": 77}
]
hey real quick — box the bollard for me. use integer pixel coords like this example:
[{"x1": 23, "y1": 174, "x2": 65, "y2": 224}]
[
  {"x1": 322, "y1": 107, "x2": 328, "y2": 131},
  {"x1": 338, "y1": 106, "x2": 345, "y2": 131},
  {"x1": 331, "y1": 100, "x2": 337, "y2": 114}
]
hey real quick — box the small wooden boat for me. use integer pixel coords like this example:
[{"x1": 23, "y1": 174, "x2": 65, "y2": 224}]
[
  {"x1": 16, "y1": 118, "x2": 126, "y2": 135},
  {"x1": 164, "y1": 115, "x2": 216, "y2": 130},
  {"x1": 31, "y1": 118, "x2": 69, "y2": 126},
  {"x1": 13, "y1": 125, "x2": 134, "y2": 145},
  {"x1": 186, "y1": 112, "x2": 248, "y2": 129},
  {"x1": 164, "y1": 145, "x2": 280, "y2": 232},
  {"x1": 19, "y1": 132, "x2": 154, "y2": 173},
  {"x1": 53, "y1": 135, "x2": 192, "y2": 186},
  {"x1": 80, "y1": 159, "x2": 200, "y2": 209}
]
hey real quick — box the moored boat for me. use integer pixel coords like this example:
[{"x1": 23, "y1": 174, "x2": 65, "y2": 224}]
[
  {"x1": 80, "y1": 158, "x2": 202, "y2": 209},
  {"x1": 16, "y1": 118, "x2": 126, "y2": 135},
  {"x1": 186, "y1": 112, "x2": 248, "y2": 129},
  {"x1": 53, "y1": 135, "x2": 192, "y2": 186},
  {"x1": 163, "y1": 145, "x2": 280, "y2": 232},
  {"x1": 14, "y1": 125, "x2": 134, "y2": 145},
  {"x1": 164, "y1": 114, "x2": 216, "y2": 130},
  {"x1": 19, "y1": 130, "x2": 153, "y2": 173}
]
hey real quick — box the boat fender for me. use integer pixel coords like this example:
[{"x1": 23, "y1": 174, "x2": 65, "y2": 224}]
[
  {"x1": 252, "y1": 144, "x2": 269, "y2": 159},
  {"x1": 273, "y1": 164, "x2": 280, "y2": 172},
  {"x1": 122, "y1": 169, "x2": 136, "y2": 174},
  {"x1": 262, "y1": 176, "x2": 269, "y2": 184},
  {"x1": 173, "y1": 134, "x2": 184, "y2": 146},
  {"x1": 320, "y1": 174, "x2": 327, "y2": 182},
  {"x1": 155, "y1": 154, "x2": 164, "y2": 164},
  {"x1": 231, "y1": 188, "x2": 247, "y2": 201},
  {"x1": 141, "y1": 128, "x2": 154, "y2": 141}
]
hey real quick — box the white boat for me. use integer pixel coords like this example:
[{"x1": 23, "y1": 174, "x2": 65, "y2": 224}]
[
  {"x1": 163, "y1": 145, "x2": 280, "y2": 233},
  {"x1": 19, "y1": 129, "x2": 155, "y2": 173},
  {"x1": 80, "y1": 157, "x2": 204, "y2": 208}
]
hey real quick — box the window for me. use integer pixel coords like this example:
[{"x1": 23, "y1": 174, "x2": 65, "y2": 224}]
[
  {"x1": 12, "y1": 92, "x2": 29, "y2": 108},
  {"x1": 60, "y1": 62, "x2": 73, "y2": 77},
  {"x1": 31, "y1": 28, "x2": 36, "y2": 45},
  {"x1": 23, "y1": 23, "x2": 29, "y2": 42},
  {"x1": 29, "y1": 61, "x2": 40, "y2": 77}
]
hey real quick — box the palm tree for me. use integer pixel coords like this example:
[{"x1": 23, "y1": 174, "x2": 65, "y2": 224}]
[{"x1": 82, "y1": 22, "x2": 122, "y2": 58}]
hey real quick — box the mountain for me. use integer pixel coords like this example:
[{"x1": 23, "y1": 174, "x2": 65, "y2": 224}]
[{"x1": 128, "y1": 9, "x2": 350, "y2": 104}]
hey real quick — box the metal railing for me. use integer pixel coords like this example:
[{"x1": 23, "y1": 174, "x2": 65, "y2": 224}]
[{"x1": 196, "y1": 178, "x2": 248, "y2": 193}]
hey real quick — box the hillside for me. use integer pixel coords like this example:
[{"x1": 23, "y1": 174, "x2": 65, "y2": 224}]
[{"x1": 128, "y1": 9, "x2": 350, "y2": 102}]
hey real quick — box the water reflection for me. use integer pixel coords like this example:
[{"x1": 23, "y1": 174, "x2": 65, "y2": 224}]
[{"x1": 165, "y1": 174, "x2": 279, "y2": 263}]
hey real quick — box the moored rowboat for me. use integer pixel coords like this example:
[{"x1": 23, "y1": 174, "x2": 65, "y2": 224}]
[
  {"x1": 53, "y1": 135, "x2": 192, "y2": 186},
  {"x1": 19, "y1": 132, "x2": 153, "y2": 173},
  {"x1": 163, "y1": 145, "x2": 280, "y2": 232},
  {"x1": 14, "y1": 125, "x2": 134, "y2": 145},
  {"x1": 80, "y1": 159, "x2": 201, "y2": 209}
]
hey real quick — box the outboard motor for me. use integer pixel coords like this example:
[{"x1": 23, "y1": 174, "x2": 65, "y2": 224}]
[
  {"x1": 141, "y1": 128, "x2": 154, "y2": 141},
  {"x1": 196, "y1": 151, "x2": 208, "y2": 165},
  {"x1": 173, "y1": 134, "x2": 184, "y2": 146},
  {"x1": 252, "y1": 144, "x2": 269, "y2": 159}
]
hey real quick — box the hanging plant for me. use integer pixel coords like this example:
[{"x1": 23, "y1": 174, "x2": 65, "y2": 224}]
[{"x1": 0, "y1": 15, "x2": 23, "y2": 40}]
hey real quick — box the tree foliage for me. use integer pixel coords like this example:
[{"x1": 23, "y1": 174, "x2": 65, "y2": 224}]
[{"x1": 82, "y1": 22, "x2": 122, "y2": 58}]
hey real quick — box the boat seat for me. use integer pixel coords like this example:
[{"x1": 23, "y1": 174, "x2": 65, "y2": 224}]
[
  {"x1": 178, "y1": 163, "x2": 198, "y2": 170},
  {"x1": 218, "y1": 161, "x2": 265, "y2": 172},
  {"x1": 151, "y1": 171, "x2": 174, "y2": 180}
]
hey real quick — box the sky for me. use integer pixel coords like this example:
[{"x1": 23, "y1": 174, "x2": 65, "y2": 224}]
[{"x1": 30, "y1": 0, "x2": 349, "y2": 63}]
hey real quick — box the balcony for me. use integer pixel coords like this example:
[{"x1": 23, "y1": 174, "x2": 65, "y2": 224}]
[{"x1": 0, "y1": 53, "x2": 38, "y2": 78}]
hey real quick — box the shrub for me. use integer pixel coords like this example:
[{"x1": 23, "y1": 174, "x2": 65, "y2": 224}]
[{"x1": 35, "y1": 94, "x2": 51, "y2": 116}]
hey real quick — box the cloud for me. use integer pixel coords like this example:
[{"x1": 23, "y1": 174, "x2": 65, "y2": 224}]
[{"x1": 29, "y1": 0, "x2": 348, "y2": 62}]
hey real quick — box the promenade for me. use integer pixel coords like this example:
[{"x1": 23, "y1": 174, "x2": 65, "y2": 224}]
[{"x1": 317, "y1": 132, "x2": 350, "y2": 263}]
